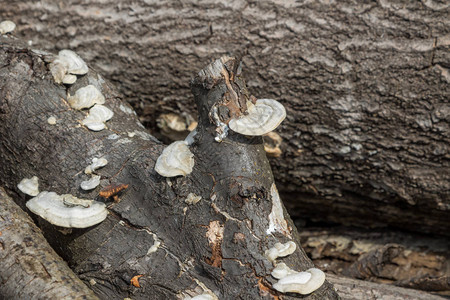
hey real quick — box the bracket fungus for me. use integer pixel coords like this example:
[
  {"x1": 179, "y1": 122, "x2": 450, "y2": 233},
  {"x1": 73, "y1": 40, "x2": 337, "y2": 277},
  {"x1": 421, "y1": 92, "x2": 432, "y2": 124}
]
[
  {"x1": 85, "y1": 157, "x2": 108, "y2": 174},
  {"x1": 80, "y1": 175, "x2": 101, "y2": 191},
  {"x1": 26, "y1": 191, "x2": 107, "y2": 228},
  {"x1": 272, "y1": 268, "x2": 326, "y2": 295},
  {"x1": 49, "y1": 49, "x2": 88, "y2": 84},
  {"x1": 0, "y1": 20, "x2": 16, "y2": 34},
  {"x1": 228, "y1": 99, "x2": 286, "y2": 136},
  {"x1": 68, "y1": 85, "x2": 105, "y2": 110},
  {"x1": 81, "y1": 104, "x2": 114, "y2": 131},
  {"x1": 17, "y1": 176, "x2": 40, "y2": 197},
  {"x1": 264, "y1": 241, "x2": 296, "y2": 262},
  {"x1": 154, "y1": 141, "x2": 194, "y2": 177}
]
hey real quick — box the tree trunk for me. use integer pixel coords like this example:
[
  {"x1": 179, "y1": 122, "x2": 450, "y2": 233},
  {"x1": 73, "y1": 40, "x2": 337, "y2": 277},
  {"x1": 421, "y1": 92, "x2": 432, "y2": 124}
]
[
  {"x1": 1, "y1": 0, "x2": 448, "y2": 236},
  {"x1": 0, "y1": 187, "x2": 99, "y2": 300},
  {"x1": 0, "y1": 36, "x2": 339, "y2": 299}
]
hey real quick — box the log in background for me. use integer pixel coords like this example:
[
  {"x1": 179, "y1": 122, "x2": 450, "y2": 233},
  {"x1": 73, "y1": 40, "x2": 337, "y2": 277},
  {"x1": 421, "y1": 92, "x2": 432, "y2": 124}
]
[{"x1": 1, "y1": 1, "x2": 449, "y2": 237}]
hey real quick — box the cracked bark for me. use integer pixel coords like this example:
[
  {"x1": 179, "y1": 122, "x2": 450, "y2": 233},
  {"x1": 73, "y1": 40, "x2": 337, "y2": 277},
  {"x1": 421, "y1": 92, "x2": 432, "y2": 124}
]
[
  {"x1": 0, "y1": 187, "x2": 99, "y2": 300},
  {"x1": 1, "y1": 0, "x2": 448, "y2": 236},
  {"x1": 0, "y1": 37, "x2": 339, "y2": 299}
]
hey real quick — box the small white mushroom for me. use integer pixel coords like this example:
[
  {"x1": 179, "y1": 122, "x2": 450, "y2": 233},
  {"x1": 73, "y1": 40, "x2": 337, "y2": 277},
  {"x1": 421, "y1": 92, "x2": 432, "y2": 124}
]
[
  {"x1": 272, "y1": 268, "x2": 326, "y2": 295},
  {"x1": 155, "y1": 141, "x2": 194, "y2": 177},
  {"x1": 62, "y1": 74, "x2": 77, "y2": 84},
  {"x1": 58, "y1": 49, "x2": 89, "y2": 75},
  {"x1": 0, "y1": 20, "x2": 16, "y2": 34},
  {"x1": 185, "y1": 193, "x2": 202, "y2": 205},
  {"x1": 17, "y1": 176, "x2": 39, "y2": 197},
  {"x1": 228, "y1": 99, "x2": 286, "y2": 136},
  {"x1": 49, "y1": 58, "x2": 68, "y2": 83},
  {"x1": 265, "y1": 241, "x2": 296, "y2": 262},
  {"x1": 26, "y1": 191, "x2": 107, "y2": 228},
  {"x1": 271, "y1": 263, "x2": 299, "y2": 279},
  {"x1": 47, "y1": 116, "x2": 57, "y2": 125},
  {"x1": 80, "y1": 175, "x2": 101, "y2": 190},
  {"x1": 85, "y1": 157, "x2": 108, "y2": 174},
  {"x1": 68, "y1": 85, "x2": 105, "y2": 110},
  {"x1": 81, "y1": 104, "x2": 113, "y2": 131}
]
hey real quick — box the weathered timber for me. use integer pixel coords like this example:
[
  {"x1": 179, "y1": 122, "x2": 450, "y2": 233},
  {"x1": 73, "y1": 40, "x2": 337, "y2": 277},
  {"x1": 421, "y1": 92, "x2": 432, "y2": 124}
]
[
  {"x1": 0, "y1": 37, "x2": 338, "y2": 299},
  {"x1": 0, "y1": 187, "x2": 99, "y2": 300},
  {"x1": 1, "y1": 0, "x2": 448, "y2": 235}
]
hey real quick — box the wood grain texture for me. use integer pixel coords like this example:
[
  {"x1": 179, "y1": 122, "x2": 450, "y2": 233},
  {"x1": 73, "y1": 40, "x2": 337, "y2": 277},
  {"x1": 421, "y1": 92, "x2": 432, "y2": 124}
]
[
  {"x1": 0, "y1": 37, "x2": 338, "y2": 299},
  {"x1": 2, "y1": 0, "x2": 448, "y2": 235},
  {"x1": 0, "y1": 188, "x2": 99, "y2": 300}
]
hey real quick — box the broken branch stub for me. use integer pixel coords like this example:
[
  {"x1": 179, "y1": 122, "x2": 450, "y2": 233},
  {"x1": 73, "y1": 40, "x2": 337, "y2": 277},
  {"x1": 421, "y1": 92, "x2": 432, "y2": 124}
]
[{"x1": 188, "y1": 56, "x2": 338, "y2": 299}]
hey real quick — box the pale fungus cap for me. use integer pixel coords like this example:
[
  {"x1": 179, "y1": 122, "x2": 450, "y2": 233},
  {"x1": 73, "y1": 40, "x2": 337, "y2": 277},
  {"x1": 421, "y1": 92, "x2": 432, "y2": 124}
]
[
  {"x1": 26, "y1": 191, "x2": 107, "y2": 228},
  {"x1": 265, "y1": 241, "x2": 296, "y2": 262},
  {"x1": 0, "y1": 20, "x2": 16, "y2": 34},
  {"x1": 272, "y1": 268, "x2": 326, "y2": 295},
  {"x1": 82, "y1": 104, "x2": 114, "y2": 131},
  {"x1": 228, "y1": 99, "x2": 286, "y2": 136},
  {"x1": 62, "y1": 74, "x2": 77, "y2": 84},
  {"x1": 58, "y1": 50, "x2": 89, "y2": 75},
  {"x1": 155, "y1": 141, "x2": 194, "y2": 177},
  {"x1": 80, "y1": 175, "x2": 101, "y2": 190},
  {"x1": 185, "y1": 193, "x2": 202, "y2": 205},
  {"x1": 68, "y1": 85, "x2": 105, "y2": 110},
  {"x1": 271, "y1": 263, "x2": 299, "y2": 279},
  {"x1": 17, "y1": 176, "x2": 40, "y2": 197},
  {"x1": 85, "y1": 157, "x2": 108, "y2": 174}
]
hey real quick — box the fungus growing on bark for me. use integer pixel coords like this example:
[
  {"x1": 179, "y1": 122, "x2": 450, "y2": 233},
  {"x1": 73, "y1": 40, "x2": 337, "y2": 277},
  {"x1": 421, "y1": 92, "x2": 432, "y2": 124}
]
[
  {"x1": 81, "y1": 104, "x2": 114, "y2": 131},
  {"x1": 68, "y1": 85, "x2": 105, "y2": 110},
  {"x1": 154, "y1": 141, "x2": 194, "y2": 177},
  {"x1": 271, "y1": 263, "x2": 298, "y2": 279},
  {"x1": 264, "y1": 241, "x2": 296, "y2": 262},
  {"x1": 49, "y1": 49, "x2": 88, "y2": 84},
  {"x1": 272, "y1": 268, "x2": 326, "y2": 295},
  {"x1": 58, "y1": 50, "x2": 89, "y2": 75},
  {"x1": 228, "y1": 99, "x2": 286, "y2": 136},
  {"x1": 26, "y1": 191, "x2": 107, "y2": 228},
  {"x1": 85, "y1": 157, "x2": 108, "y2": 174},
  {"x1": 80, "y1": 175, "x2": 101, "y2": 191},
  {"x1": 0, "y1": 20, "x2": 16, "y2": 34},
  {"x1": 17, "y1": 176, "x2": 39, "y2": 197}
]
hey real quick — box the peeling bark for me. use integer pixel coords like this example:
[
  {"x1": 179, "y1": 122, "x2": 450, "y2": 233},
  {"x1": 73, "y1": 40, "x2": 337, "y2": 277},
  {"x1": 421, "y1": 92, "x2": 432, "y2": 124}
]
[
  {"x1": 0, "y1": 187, "x2": 99, "y2": 300},
  {"x1": 1, "y1": 0, "x2": 448, "y2": 235},
  {"x1": 0, "y1": 37, "x2": 338, "y2": 299}
]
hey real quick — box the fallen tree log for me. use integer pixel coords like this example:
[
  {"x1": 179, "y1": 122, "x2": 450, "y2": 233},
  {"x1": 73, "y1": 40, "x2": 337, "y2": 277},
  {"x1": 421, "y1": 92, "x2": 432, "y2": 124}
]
[
  {"x1": 0, "y1": 187, "x2": 99, "y2": 300},
  {"x1": 1, "y1": 0, "x2": 448, "y2": 236},
  {"x1": 0, "y1": 36, "x2": 339, "y2": 299}
]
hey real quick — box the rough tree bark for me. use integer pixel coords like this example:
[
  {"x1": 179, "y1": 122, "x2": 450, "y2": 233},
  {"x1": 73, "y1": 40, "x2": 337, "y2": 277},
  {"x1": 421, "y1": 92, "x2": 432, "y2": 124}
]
[
  {"x1": 0, "y1": 37, "x2": 339, "y2": 299},
  {"x1": 0, "y1": 188, "x2": 99, "y2": 300},
  {"x1": 1, "y1": 0, "x2": 448, "y2": 236}
]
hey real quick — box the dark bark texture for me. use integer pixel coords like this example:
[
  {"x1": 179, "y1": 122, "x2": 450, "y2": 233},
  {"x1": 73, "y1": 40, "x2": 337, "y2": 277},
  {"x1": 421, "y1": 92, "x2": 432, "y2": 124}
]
[
  {"x1": 1, "y1": 0, "x2": 448, "y2": 236},
  {"x1": 0, "y1": 37, "x2": 339, "y2": 299},
  {"x1": 0, "y1": 187, "x2": 99, "y2": 300}
]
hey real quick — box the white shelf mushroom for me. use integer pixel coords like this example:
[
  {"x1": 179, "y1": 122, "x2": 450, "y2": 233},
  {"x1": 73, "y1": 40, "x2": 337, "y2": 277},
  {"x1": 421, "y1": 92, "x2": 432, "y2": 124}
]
[
  {"x1": 0, "y1": 20, "x2": 16, "y2": 34},
  {"x1": 82, "y1": 104, "x2": 114, "y2": 131},
  {"x1": 228, "y1": 99, "x2": 286, "y2": 136},
  {"x1": 68, "y1": 85, "x2": 105, "y2": 110},
  {"x1": 155, "y1": 141, "x2": 194, "y2": 177},
  {"x1": 80, "y1": 175, "x2": 101, "y2": 191},
  {"x1": 85, "y1": 157, "x2": 108, "y2": 174},
  {"x1": 17, "y1": 176, "x2": 40, "y2": 197},
  {"x1": 272, "y1": 268, "x2": 326, "y2": 295},
  {"x1": 265, "y1": 241, "x2": 296, "y2": 262},
  {"x1": 26, "y1": 191, "x2": 107, "y2": 228},
  {"x1": 58, "y1": 50, "x2": 89, "y2": 75},
  {"x1": 271, "y1": 263, "x2": 299, "y2": 279}
]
